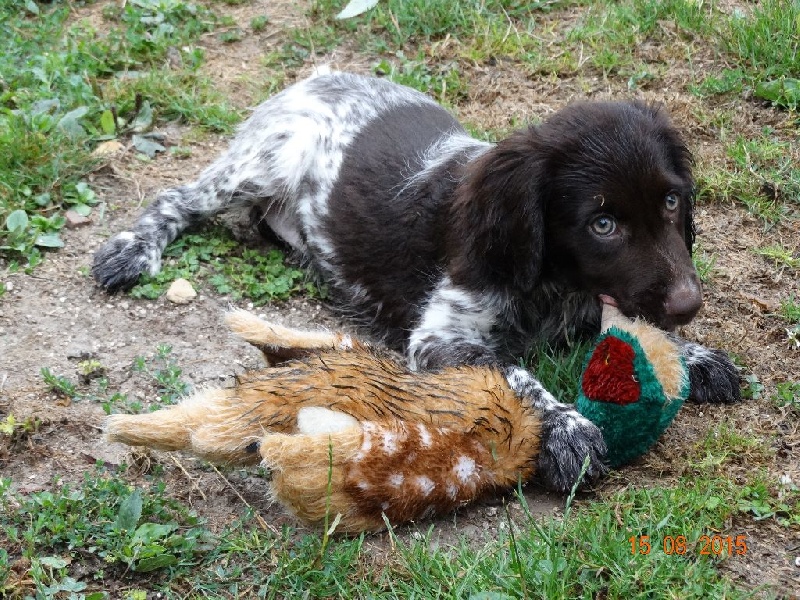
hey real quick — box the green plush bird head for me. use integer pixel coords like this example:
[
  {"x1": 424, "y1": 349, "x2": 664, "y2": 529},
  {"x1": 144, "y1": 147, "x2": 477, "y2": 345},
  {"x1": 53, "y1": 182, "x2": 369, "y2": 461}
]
[{"x1": 576, "y1": 303, "x2": 690, "y2": 468}]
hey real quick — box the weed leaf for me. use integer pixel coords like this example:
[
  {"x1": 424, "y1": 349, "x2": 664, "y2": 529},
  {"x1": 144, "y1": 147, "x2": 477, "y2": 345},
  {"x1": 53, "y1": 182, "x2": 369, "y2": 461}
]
[
  {"x1": 136, "y1": 553, "x2": 178, "y2": 572},
  {"x1": 132, "y1": 134, "x2": 166, "y2": 157},
  {"x1": 6, "y1": 210, "x2": 28, "y2": 233},
  {"x1": 131, "y1": 100, "x2": 155, "y2": 133},
  {"x1": 116, "y1": 488, "x2": 143, "y2": 533},
  {"x1": 131, "y1": 522, "x2": 177, "y2": 545},
  {"x1": 35, "y1": 233, "x2": 64, "y2": 248},
  {"x1": 755, "y1": 78, "x2": 800, "y2": 110},
  {"x1": 58, "y1": 106, "x2": 89, "y2": 137},
  {"x1": 100, "y1": 110, "x2": 117, "y2": 136},
  {"x1": 39, "y1": 556, "x2": 69, "y2": 569}
]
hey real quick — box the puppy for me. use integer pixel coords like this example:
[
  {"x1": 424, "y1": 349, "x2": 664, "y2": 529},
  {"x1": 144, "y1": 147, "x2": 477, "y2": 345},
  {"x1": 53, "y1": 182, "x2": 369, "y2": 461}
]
[{"x1": 93, "y1": 72, "x2": 741, "y2": 491}]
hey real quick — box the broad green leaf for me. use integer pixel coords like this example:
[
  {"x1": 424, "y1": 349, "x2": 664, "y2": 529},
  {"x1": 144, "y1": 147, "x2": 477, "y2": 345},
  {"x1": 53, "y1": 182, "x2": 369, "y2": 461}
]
[
  {"x1": 132, "y1": 134, "x2": 166, "y2": 158},
  {"x1": 116, "y1": 489, "x2": 143, "y2": 533},
  {"x1": 6, "y1": 210, "x2": 29, "y2": 233},
  {"x1": 39, "y1": 556, "x2": 69, "y2": 569},
  {"x1": 131, "y1": 522, "x2": 177, "y2": 545},
  {"x1": 100, "y1": 109, "x2": 116, "y2": 135},
  {"x1": 58, "y1": 106, "x2": 89, "y2": 137},
  {"x1": 35, "y1": 234, "x2": 65, "y2": 248},
  {"x1": 755, "y1": 78, "x2": 800, "y2": 110},
  {"x1": 131, "y1": 101, "x2": 154, "y2": 133},
  {"x1": 72, "y1": 204, "x2": 93, "y2": 217},
  {"x1": 135, "y1": 553, "x2": 177, "y2": 572}
]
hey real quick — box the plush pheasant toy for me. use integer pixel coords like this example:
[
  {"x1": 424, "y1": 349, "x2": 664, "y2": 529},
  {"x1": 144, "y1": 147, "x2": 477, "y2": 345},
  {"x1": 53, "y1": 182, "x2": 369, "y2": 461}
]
[
  {"x1": 105, "y1": 303, "x2": 688, "y2": 532},
  {"x1": 576, "y1": 301, "x2": 689, "y2": 468}
]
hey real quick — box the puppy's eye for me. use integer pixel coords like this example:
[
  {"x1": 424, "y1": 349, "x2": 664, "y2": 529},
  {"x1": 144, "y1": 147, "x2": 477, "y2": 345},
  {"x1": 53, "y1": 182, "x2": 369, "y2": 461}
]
[
  {"x1": 665, "y1": 192, "x2": 680, "y2": 211},
  {"x1": 590, "y1": 215, "x2": 616, "y2": 236}
]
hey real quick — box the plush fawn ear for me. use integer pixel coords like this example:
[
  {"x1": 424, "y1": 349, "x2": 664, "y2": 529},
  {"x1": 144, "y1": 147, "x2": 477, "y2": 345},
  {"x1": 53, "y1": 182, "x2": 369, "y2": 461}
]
[{"x1": 447, "y1": 130, "x2": 546, "y2": 293}]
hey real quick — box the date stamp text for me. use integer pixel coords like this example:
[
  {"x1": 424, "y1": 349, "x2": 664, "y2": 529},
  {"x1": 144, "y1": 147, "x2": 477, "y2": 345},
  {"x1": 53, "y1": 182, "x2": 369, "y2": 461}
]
[{"x1": 629, "y1": 535, "x2": 748, "y2": 556}]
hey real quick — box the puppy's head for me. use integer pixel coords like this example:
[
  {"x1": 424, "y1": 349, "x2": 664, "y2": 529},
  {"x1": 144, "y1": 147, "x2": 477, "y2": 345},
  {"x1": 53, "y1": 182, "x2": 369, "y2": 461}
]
[
  {"x1": 538, "y1": 101, "x2": 700, "y2": 330},
  {"x1": 450, "y1": 101, "x2": 700, "y2": 331}
]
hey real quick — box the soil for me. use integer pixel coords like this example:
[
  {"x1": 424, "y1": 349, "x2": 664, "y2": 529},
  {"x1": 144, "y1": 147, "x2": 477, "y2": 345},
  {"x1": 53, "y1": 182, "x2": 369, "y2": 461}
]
[{"x1": 1, "y1": 0, "x2": 798, "y2": 596}]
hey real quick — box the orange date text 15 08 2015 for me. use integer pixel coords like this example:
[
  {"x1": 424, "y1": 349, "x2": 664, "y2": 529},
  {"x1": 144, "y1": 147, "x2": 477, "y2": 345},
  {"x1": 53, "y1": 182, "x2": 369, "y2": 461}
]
[{"x1": 629, "y1": 534, "x2": 748, "y2": 556}]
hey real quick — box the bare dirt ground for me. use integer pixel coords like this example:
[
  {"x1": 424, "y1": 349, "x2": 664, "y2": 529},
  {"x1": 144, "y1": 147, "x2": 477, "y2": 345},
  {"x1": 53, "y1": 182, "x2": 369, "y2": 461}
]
[{"x1": 1, "y1": 0, "x2": 799, "y2": 596}]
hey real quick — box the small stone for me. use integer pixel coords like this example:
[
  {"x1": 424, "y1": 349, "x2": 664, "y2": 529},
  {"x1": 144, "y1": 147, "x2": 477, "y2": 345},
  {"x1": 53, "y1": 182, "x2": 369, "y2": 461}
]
[
  {"x1": 92, "y1": 140, "x2": 124, "y2": 157},
  {"x1": 166, "y1": 278, "x2": 197, "y2": 304},
  {"x1": 64, "y1": 209, "x2": 91, "y2": 229}
]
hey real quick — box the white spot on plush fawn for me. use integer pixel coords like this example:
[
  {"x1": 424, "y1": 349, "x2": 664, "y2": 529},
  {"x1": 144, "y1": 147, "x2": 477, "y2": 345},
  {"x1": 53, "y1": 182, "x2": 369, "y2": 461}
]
[
  {"x1": 381, "y1": 430, "x2": 399, "y2": 454},
  {"x1": 417, "y1": 423, "x2": 432, "y2": 447},
  {"x1": 415, "y1": 476, "x2": 435, "y2": 497},
  {"x1": 354, "y1": 423, "x2": 375, "y2": 461},
  {"x1": 381, "y1": 502, "x2": 390, "y2": 511},
  {"x1": 388, "y1": 473, "x2": 404, "y2": 487},
  {"x1": 453, "y1": 456, "x2": 477, "y2": 483},
  {"x1": 296, "y1": 407, "x2": 358, "y2": 434},
  {"x1": 446, "y1": 483, "x2": 459, "y2": 500}
]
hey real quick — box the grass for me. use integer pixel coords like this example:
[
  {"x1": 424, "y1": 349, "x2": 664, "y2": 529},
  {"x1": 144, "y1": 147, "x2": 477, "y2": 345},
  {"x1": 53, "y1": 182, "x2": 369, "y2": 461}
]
[
  {"x1": 2, "y1": 457, "x2": 791, "y2": 597},
  {"x1": 41, "y1": 344, "x2": 192, "y2": 414},
  {"x1": 0, "y1": 0, "x2": 239, "y2": 271},
  {"x1": 127, "y1": 224, "x2": 322, "y2": 304},
  {"x1": 0, "y1": 471, "x2": 213, "y2": 597}
]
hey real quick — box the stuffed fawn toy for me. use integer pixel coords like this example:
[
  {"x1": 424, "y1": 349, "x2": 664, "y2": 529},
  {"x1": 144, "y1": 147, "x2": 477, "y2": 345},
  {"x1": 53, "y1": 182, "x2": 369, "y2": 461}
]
[{"x1": 105, "y1": 305, "x2": 687, "y2": 532}]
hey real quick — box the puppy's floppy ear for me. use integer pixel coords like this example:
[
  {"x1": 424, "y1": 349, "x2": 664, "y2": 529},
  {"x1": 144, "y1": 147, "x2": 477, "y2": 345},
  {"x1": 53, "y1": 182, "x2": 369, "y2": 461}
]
[
  {"x1": 684, "y1": 188, "x2": 697, "y2": 253},
  {"x1": 447, "y1": 129, "x2": 546, "y2": 293},
  {"x1": 633, "y1": 101, "x2": 696, "y2": 254}
]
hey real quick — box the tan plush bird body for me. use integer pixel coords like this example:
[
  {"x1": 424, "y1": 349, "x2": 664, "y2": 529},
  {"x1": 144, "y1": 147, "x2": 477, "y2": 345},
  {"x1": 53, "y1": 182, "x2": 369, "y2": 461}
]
[{"x1": 105, "y1": 311, "x2": 542, "y2": 533}]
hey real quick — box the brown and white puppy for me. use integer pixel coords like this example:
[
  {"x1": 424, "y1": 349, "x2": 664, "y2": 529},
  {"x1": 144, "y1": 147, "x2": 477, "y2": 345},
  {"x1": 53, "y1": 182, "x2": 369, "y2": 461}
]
[{"x1": 93, "y1": 72, "x2": 740, "y2": 492}]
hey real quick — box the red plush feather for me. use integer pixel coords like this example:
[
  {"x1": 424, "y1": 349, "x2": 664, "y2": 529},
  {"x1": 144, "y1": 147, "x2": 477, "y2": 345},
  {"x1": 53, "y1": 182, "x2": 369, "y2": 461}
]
[{"x1": 581, "y1": 336, "x2": 640, "y2": 405}]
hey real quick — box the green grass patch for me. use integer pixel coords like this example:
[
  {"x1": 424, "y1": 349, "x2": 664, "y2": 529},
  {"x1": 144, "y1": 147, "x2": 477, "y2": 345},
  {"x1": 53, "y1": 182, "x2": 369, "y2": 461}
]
[
  {"x1": 0, "y1": 471, "x2": 214, "y2": 597},
  {"x1": 754, "y1": 243, "x2": 800, "y2": 271},
  {"x1": 697, "y1": 131, "x2": 800, "y2": 222},
  {"x1": 0, "y1": 0, "x2": 238, "y2": 269},
  {"x1": 374, "y1": 52, "x2": 467, "y2": 105},
  {"x1": 779, "y1": 294, "x2": 800, "y2": 323},
  {"x1": 41, "y1": 344, "x2": 191, "y2": 414},
  {"x1": 1, "y1": 471, "x2": 761, "y2": 598},
  {"x1": 771, "y1": 380, "x2": 800, "y2": 411},
  {"x1": 128, "y1": 225, "x2": 321, "y2": 303}
]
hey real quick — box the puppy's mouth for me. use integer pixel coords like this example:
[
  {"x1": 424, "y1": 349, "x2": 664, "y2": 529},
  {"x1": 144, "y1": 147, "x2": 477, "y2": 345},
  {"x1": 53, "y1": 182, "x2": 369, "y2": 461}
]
[
  {"x1": 598, "y1": 294, "x2": 618, "y2": 308},
  {"x1": 597, "y1": 294, "x2": 679, "y2": 332}
]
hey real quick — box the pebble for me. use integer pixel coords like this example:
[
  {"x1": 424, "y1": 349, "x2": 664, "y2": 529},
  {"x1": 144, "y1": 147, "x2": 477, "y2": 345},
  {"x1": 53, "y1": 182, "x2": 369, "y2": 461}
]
[
  {"x1": 64, "y1": 209, "x2": 91, "y2": 229},
  {"x1": 166, "y1": 278, "x2": 197, "y2": 304}
]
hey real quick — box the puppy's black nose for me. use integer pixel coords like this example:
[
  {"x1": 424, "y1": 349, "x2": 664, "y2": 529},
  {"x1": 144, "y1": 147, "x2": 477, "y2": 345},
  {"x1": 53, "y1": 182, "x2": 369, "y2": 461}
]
[{"x1": 665, "y1": 278, "x2": 703, "y2": 324}]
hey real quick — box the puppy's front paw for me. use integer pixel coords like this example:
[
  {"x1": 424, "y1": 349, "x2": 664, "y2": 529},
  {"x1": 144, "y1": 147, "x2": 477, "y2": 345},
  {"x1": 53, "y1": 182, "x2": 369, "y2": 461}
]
[
  {"x1": 687, "y1": 348, "x2": 742, "y2": 404},
  {"x1": 92, "y1": 231, "x2": 161, "y2": 291},
  {"x1": 537, "y1": 408, "x2": 608, "y2": 493}
]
